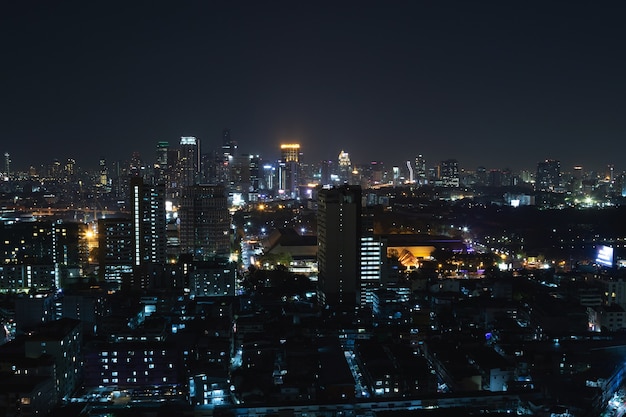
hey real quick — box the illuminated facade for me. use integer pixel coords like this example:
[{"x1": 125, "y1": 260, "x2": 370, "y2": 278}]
[
  {"x1": 130, "y1": 177, "x2": 167, "y2": 267},
  {"x1": 360, "y1": 210, "x2": 385, "y2": 307},
  {"x1": 279, "y1": 144, "x2": 300, "y2": 198},
  {"x1": 438, "y1": 159, "x2": 460, "y2": 188},
  {"x1": 415, "y1": 154, "x2": 427, "y2": 185},
  {"x1": 338, "y1": 150, "x2": 351, "y2": 184},
  {"x1": 179, "y1": 136, "x2": 201, "y2": 188},
  {"x1": 0, "y1": 220, "x2": 84, "y2": 290},
  {"x1": 98, "y1": 218, "x2": 133, "y2": 284}
]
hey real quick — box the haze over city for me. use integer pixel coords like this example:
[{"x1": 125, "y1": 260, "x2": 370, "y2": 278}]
[{"x1": 2, "y1": 1, "x2": 626, "y2": 172}]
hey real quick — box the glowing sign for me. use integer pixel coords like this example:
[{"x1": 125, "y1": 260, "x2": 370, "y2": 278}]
[{"x1": 596, "y1": 245, "x2": 614, "y2": 267}]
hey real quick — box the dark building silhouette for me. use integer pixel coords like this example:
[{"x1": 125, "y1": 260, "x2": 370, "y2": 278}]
[
  {"x1": 179, "y1": 184, "x2": 230, "y2": 261},
  {"x1": 317, "y1": 185, "x2": 362, "y2": 308}
]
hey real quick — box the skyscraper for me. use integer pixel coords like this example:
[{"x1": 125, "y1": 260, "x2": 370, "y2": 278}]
[
  {"x1": 438, "y1": 159, "x2": 460, "y2": 187},
  {"x1": 179, "y1": 184, "x2": 230, "y2": 261},
  {"x1": 279, "y1": 144, "x2": 300, "y2": 198},
  {"x1": 338, "y1": 150, "x2": 351, "y2": 184},
  {"x1": 415, "y1": 154, "x2": 427, "y2": 185},
  {"x1": 4, "y1": 152, "x2": 10, "y2": 179},
  {"x1": 98, "y1": 217, "x2": 133, "y2": 284},
  {"x1": 154, "y1": 141, "x2": 169, "y2": 184},
  {"x1": 536, "y1": 159, "x2": 562, "y2": 191},
  {"x1": 179, "y1": 136, "x2": 201, "y2": 188},
  {"x1": 359, "y1": 209, "x2": 385, "y2": 307},
  {"x1": 130, "y1": 177, "x2": 167, "y2": 267},
  {"x1": 317, "y1": 184, "x2": 362, "y2": 308}
]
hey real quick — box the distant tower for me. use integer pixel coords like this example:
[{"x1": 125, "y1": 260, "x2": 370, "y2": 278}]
[
  {"x1": 572, "y1": 166, "x2": 583, "y2": 192},
  {"x1": 180, "y1": 136, "x2": 200, "y2": 187},
  {"x1": 338, "y1": 150, "x2": 352, "y2": 183},
  {"x1": 222, "y1": 129, "x2": 234, "y2": 159},
  {"x1": 536, "y1": 159, "x2": 561, "y2": 191},
  {"x1": 99, "y1": 158, "x2": 108, "y2": 187},
  {"x1": 65, "y1": 158, "x2": 76, "y2": 181},
  {"x1": 4, "y1": 152, "x2": 10, "y2": 178},
  {"x1": 415, "y1": 154, "x2": 427, "y2": 185},
  {"x1": 439, "y1": 159, "x2": 460, "y2": 187},
  {"x1": 608, "y1": 164, "x2": 615, "y2": 185},
  {"x1": 179, "y1": 184, "x2": 230, "y2": 261},
  {"x1": 406, "y1": 161, "x2": 414, "y2": 184},
  {"x1": 279, "y1": 144, "x2": 300, "y2": 198}
]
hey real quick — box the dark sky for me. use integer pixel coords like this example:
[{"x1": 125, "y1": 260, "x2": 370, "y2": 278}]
[{"x1": 2, "y1": 1, "x2": 626, "y2": 173}]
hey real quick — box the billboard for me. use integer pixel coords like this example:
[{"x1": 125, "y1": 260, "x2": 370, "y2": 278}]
[{"x1": 596, "y1": 245, "x2": 614, "y2": 268}]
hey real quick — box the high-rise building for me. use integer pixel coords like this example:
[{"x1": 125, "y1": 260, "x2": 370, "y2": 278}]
[
  {"x1": 217, "y1": 129, "x2": 238, "y2": 187},
  {"x1": 360, "y1": 209, "x2": 385, "y2": 307},
  {"x1": 415, "y1": 154, "x2": 427, "y2": 185},
  {"x1": 317, "y1": 185, "x2": 362, "y2": 308},
  {"x1": 279, "y1": 144, "x2": 301, "y2": 198},
  {"x1": 98, "y1": 158, "x2": 109, "y2": 188},
  {"x1": 536, "y1": 159, "x2": 562, "y2": 191},
  {"x1": 98, "y1": 218, "x2": 133, "y2": 284},
  {"x1": 320, "y1": 160, "x2": 333, "y2": 186},
  {"x1": 438, "y1": 159, "x2": 460, "y2": 187},
  {"x1": 154, "y1": 141, "x2": 169, "y2": 184},
  {"x1": 338, "y1": 150, "x2": 351, "y2": 184},
  {"x1": 179, "y1": 184, "x2": 230, "y2": 261},
  {"x1": 262, "y1": 163, "x2": 276, "y2": 192},
  {"x1": 130, "y1": 177, "x2": 167, "y2": 267},
  {"x1": 222, "y1": 128, "x2": 236, "y2": 159},
  {"x1": 179, "y1": 136, "x2": 201, "y2": 188},
  {"x1": 3, "y1": 152, "x2": 9, "y2": 179}
]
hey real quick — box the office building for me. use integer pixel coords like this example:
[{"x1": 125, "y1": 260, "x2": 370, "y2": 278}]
[
  {"x1": 179, "y1": 184, "x2": 230, "y2": 261},
  {"x1": 338, "y1": 150, "x2": 352, "y2": 184},
  {"x1": 536, "y1": 159, "x2": 562, "y2": 191},
  {"x1": 317, "y1": 185, "x2": 361, "y2": 308},
  {"x1": 98, "y1": 217, "x2": 133, "y2": 284},
  {"x1": 279, "y1": 144, "x2": 300, "y2": 198},
  {"x1": 130, "y1": 177, "x2": 167, "y2": 266},
  {"x1": 415, "y1": 154, "x2": 427, "y2": 185},
  {"x1": 360, "y1": 210, "x2": 385, "y2": 307},
  {"x1": 179, "y1": 136, "x2": 201, "y2": 188},
  {"x1": 438, "y1": 159, "x2": 460, "y2": 187}
]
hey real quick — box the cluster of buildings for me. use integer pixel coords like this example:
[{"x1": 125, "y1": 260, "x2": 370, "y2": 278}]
[{"x1": 2, "y1": 136, "x2": 626, "y2": 416}]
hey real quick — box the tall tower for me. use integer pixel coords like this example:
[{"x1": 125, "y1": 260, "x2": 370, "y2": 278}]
[
  {"x1": 179, "y1": 184, "x2": 230, "y2": 261},
  {"x1": 3, "y1": 152, "x2": 10, "y2": 178},
  {"x1": 439, "y1": 159, "x2": 460, "y2": 187},
  {"x1": 536, "y1": 159, "x2": 561, "y2": 191},
  {"x1": 180, "y1": 136, "x2": 200, "y2": 188},
  {"x1": 359, "y1": 208, "x2": 384, "y2": 308},
  {"x1": 99, "y1": 158, "x2": 109, "y2": 188},
  {"x1": 338, "y1": 150, "x2": 351, "y2": 184},
  {"x1": 279, "y1": 144, "x2": 300, "y2": 198},
  {"x1": 317, "y1": 184, "x2": 362, "y2": 309},
  {"x1": 415, "y1": 154, "x2": 427, "y2": 185},
  {"x1": 130, "y1": 177, "x2": 167, "y2": 267},
  {"x1": 98, "y1": 217, "x2": 133, "y2": 284}
]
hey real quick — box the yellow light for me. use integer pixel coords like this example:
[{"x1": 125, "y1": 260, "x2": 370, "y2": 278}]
[{"x1": 280, "y1": 144, "x2": 300, "y2": 149}]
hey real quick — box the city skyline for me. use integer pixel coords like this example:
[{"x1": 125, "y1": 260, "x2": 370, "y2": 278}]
[{"x1": 2, "y1": 1, "x2": 626, "y2": 172}]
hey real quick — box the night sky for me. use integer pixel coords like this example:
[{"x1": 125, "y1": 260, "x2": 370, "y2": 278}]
[{"x1": 2, "y1": 1, "x2": 626, "y2": 173}]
